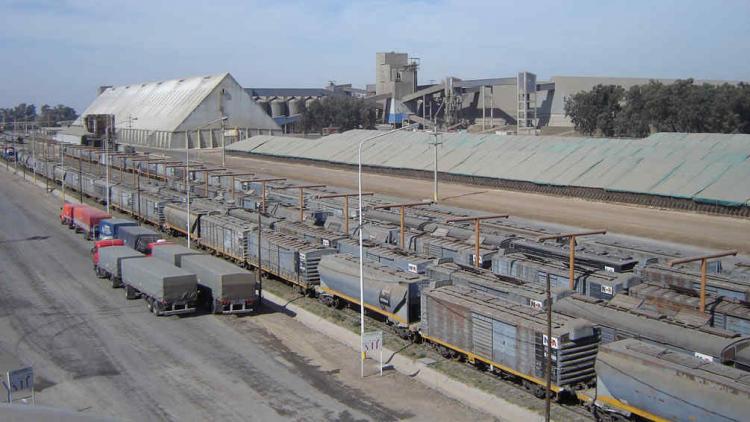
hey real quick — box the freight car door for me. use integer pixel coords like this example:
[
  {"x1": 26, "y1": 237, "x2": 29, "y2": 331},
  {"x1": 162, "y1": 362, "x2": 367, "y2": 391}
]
[
  {"x1": 492, "y1": 319, "x2": 517, "y2": 367},
  {"x1": 471, "y1": 313, "x2": 493, "y2": 360}
]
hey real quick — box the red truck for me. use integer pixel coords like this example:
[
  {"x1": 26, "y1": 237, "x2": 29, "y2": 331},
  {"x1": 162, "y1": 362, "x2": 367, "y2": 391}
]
[
  {"x1": 91, "y1": 239, "x2": 125, "y2": 268},
  {"x1": 60, "y1": 202, "x2": 85, "y2": 228},
  {"x1": 73, "y1": 205, "x2": 112, "y2": 240}
]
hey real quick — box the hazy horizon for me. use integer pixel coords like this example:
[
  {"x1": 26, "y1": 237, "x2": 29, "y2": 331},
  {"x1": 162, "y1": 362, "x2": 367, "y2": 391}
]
[{"x1": 1, "y1": 0, "x2": 749, "y2": 112}]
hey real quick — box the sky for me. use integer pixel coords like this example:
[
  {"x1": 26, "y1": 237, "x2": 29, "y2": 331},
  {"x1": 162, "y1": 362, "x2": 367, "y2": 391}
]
[{"x1": 0, "y1": 0, "x2": 749, "y2": 113}]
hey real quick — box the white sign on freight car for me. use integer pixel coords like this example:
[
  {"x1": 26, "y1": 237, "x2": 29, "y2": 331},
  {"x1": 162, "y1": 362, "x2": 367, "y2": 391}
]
[{"x1": 362, "y1": 330, "x2": 384, "y2": 376}]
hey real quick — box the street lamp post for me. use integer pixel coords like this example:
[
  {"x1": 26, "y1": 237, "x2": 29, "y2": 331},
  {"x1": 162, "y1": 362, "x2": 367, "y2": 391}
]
[{"x1": 357, "y1": 123, "x2": 418, "y2": 377}]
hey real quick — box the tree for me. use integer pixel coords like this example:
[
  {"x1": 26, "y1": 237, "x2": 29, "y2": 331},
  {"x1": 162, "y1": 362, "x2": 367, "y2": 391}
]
[
  {"x1": 301, "y1": 96, "x2": 377, "y2": 133},
  {"x1": 565, "y1": 80, "x2": 750, "y2": 137},
  {"x1": 564, "y1": 84, "x2": 624, "y2": 136},
  {"x1": 0, "y1": 102, "x2": 77, "y2": 127},
  {"x1": 37, "y1": 104, "x2": 78, "y2": 126}
]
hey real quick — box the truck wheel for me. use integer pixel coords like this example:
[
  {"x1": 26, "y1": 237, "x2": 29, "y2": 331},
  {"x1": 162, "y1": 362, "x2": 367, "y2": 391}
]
[
  {"x1": 124, "y1": 285, "x2": 136, "y2": 300},
  {"x1": 152, "y1": 302, "x2": 160, "y2": 316},
  {"x1": 146, "y1": 298, "x2": 153, "y2": 311},
  {"x1": 110, "y1": 277, "x2": 119, "y2": 288}
]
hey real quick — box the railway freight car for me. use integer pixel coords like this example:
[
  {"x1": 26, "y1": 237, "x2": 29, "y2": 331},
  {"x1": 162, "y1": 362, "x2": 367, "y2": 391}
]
[
  {"x1": 553, "y1": 294, "x2": 750, "y2": 369},
  {"x1": 162, "y1": 202, "x2": 218, "y2": 238},
  {"x1": 274, "y1": 220, "x2": 346, "y2": 249},
  {"x1": 336, "y1": 238, "x2": 435, "y2": 274},
  {"x1": 628, "y1": 283, "x2": 750, "y2": 336},
  {"x1": 492, "y1": 252, "x2": 640, "y2": 299},
  {"x1": 411, "y1": 235, "x2": 494, "y2": 268},
  {"x1": 428, "y1": 263, "x2": 572, "y2": 309},
  {"x1": 593, "y1": 338, "x2": 750, "y2": 422},
  {"x1": 507, "y1": 239, "x2": 639, "y2": 273},
  {"x1": 197, "y1": 214, "x2": 257, "y2": 263},
  {"x1": 420, "y1": 285, "x2": 600, "y2": 397},
  {"x1": 636, "y1": 262, "x2": 750, "y2": 302},
  {"x1": 325, "y1": 216, "x2": 401, "y2": 245},
  {"x1": 120, "y1": 257, "x2": 197, "y2": 316},
  {"x1": 246, "y1": 231, "x2": 335, "y2": 292},
  {"x1": 318, "y1": 253, "x2": 429, "y2": 335}
]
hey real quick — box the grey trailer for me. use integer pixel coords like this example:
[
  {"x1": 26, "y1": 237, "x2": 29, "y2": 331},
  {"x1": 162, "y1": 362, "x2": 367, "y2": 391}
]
[
  {"x1": 595, "y1": 338, "x2": 750, "y2": 422},
  {"x1": 120, "y1": 257, "x2": 197, "y2": 316},
  {"x1": 180, "y1": 254, "x2": 257, "y2": 314},
  {"x1": 95, "y1": 246, "x2": 145, "y2": 287},
  {"x1": 117, "y1": 225, "x2": 162, "y2": 254},
  {"x1": 151, "y1": 244, "x2": 203, "y2": 267}
]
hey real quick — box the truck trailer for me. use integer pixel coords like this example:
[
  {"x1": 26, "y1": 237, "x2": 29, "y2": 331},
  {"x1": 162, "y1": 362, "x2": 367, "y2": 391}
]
[
  {"x1": 180, "y1": 254, "x2": 257, "y2": 314},
  {"x1": 95, "y1": 245, "x2": 145, "y2": 288},
  {"x1": 120, "y1": 257, "x2": 197, "y2": 316},
  {"x1": 73, "y1": 205, "x2": 111, "y2": 240},
  {"x1": 117, "y1": 225, "x2": 162, "y2": 254}
]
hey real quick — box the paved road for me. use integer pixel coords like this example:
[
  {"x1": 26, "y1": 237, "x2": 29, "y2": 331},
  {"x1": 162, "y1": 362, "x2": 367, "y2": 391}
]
[
  {"x1": 0, "y1": 169, "x2": 492, "y2": 421},
  {"x1": 188, "y1": 150, "x2": 749, "y2": 254}
]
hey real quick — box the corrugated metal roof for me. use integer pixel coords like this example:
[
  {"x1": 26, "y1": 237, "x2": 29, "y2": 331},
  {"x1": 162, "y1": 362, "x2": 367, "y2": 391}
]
[
  {"x1": 75, "y1": 73, "x2": 228, "y2": 132},
  {"x1": 227, "y1": 130, "x2": 750, "y2": 207}
]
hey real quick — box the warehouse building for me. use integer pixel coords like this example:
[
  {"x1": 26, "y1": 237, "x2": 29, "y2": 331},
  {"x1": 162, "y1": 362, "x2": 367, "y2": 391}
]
[{"x1": 73, "y1": 73, "x2": 281, "y2": 149}]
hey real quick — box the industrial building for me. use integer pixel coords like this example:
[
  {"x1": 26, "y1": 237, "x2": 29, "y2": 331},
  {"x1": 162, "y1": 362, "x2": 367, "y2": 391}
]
[
  {"x1": 64, "y1": 73, "x2": 281, "y2": 149},
  {"x1": 245, "y1": 83, "x2": 368, "y2": 132},
  {"x1": 372, "y1": 52, "x2": 741, "y2": 132}
]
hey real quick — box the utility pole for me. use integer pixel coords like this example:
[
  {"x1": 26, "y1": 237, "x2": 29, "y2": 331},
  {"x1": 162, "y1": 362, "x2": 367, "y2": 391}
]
[
  {"x1": 545, "y1": 273, "x2": 552, "y2": 422},
  {"x1": 256, "y1": 208, "x2": 263, "y2": 309},
  {"x1": 244, "y1": 178, "x2": 286, "y2": 213},
  {"x1": 78, "y1": 152, "x2": 83, "y2": 202},
  {"x1": 446, "y1": 214, "x2": 510, "y2": 267},
  {"x1": 60, "y1": 143, "x2": 65, "y2": 208},
  {"x1": 429, "y1": 128, "x2": 442, "y2": 202},
  {"x1": 373, "y1": 201, "x2": 434, "y2": 250},
  {"x1": 316, "y1": 192, "x2": 374, "y2": 235},
  {"x1": 274, "y1": 184, "x2": 326, "y2": 222},
  {"x1": 668, "y1": 250, "x2": 738, "y2": 313},
  {"x1": 537, "y1": 230, "x2": 608, "y2": 290}
]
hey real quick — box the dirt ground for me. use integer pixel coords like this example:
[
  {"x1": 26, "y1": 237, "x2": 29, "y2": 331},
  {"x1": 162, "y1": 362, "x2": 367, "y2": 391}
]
[{"x1": 193, "y1": 150, "x2": 749, "y2": 254}]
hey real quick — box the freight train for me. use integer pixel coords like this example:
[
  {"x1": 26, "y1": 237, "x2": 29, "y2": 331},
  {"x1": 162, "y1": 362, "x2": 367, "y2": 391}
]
[{"x1": 7, "y1": 146, "x2": 750, "y2": 421}]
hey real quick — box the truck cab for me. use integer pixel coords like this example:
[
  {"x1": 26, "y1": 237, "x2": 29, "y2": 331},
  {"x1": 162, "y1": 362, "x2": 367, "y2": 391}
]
[
  {"x1": 91, "y1": 239, "x2": 125, "y2": 267},
  {"x1": 98, "y1": 218, "x2": 137, "y2": 240},
  {"x1": 60, "y1": 202, "x2": 83, "y2": 228}
]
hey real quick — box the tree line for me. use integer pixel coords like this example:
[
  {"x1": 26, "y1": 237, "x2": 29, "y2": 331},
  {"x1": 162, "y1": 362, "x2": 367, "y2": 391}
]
[
  {"x1": 0, "y1": 103, "x2": 78, "y2": 127},
  {"x1": 563, "y1": 79, "x2": 750, "y2": 137},
  {"x1": 301, "y1": 96, "x2": 377, "y2": 133}
]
